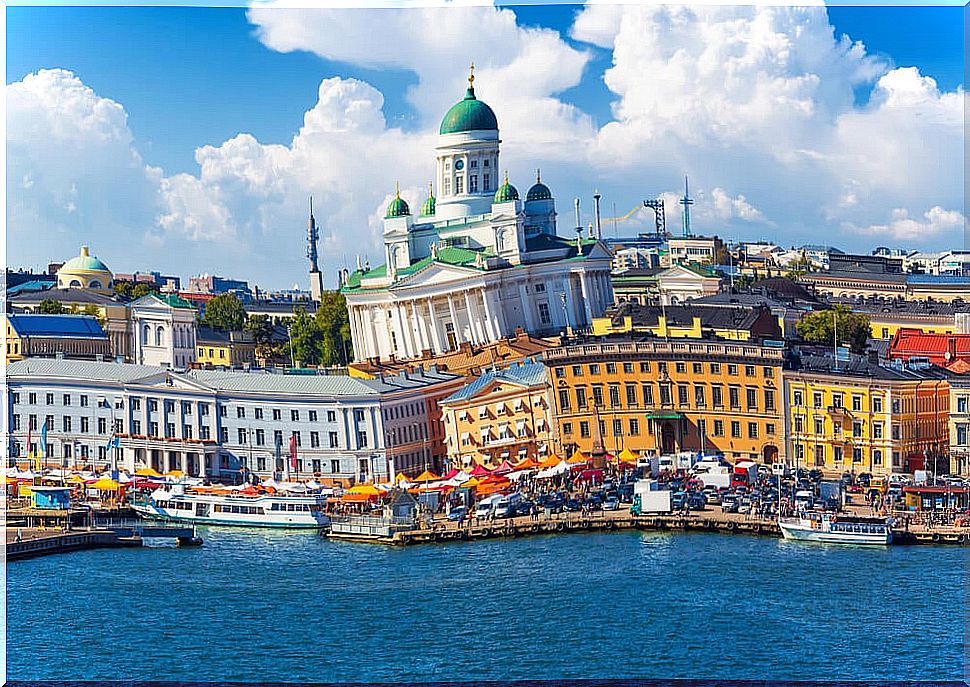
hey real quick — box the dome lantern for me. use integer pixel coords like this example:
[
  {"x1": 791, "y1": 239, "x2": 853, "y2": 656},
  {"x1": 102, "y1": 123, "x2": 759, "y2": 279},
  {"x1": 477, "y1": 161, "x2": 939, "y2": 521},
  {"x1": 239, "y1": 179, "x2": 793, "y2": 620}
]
[
  {"x1": 420, "y1": 181, "x2": 436, "y2": 217},
  {"x1": 385, "y1": 182, "x2": 411, "y2": 219},
  {"x1": 493, "y1": 170, "x2": 519, "y2": 203},
  {"x1": 526, "y1": 168, "x2": 553, "y2": 202}
]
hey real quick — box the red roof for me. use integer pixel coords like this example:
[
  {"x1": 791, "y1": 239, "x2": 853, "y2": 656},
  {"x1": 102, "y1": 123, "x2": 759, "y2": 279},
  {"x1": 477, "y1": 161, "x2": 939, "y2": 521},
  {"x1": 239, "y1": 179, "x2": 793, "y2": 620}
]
[{"x1": 888, "y1": 328, "x2": 970, "y2": 365}]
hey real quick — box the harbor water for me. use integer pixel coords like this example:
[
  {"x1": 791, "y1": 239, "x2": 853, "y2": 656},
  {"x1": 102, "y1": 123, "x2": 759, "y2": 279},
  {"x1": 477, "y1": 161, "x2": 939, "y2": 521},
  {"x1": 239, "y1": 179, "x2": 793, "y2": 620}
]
[{"x1": 7, "y1": 529, "x2": 965, "y2": 682}]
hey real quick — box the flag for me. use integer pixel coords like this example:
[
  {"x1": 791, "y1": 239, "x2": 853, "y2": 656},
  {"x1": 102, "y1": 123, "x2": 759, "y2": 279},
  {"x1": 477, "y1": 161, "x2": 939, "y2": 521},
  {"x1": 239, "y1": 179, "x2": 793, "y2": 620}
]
[
  {"x1": 40, "y1": 421, "x2": 48, "y2": 458},
  {"x1": 104, "y1": 434, "x2": 120, "y2": 453},
  {"x1": 25, "y1": 424, "x2": 32, "y2": 459},
  {"x1": 289, "y1": 433, "x2": 298, "y2": 470}
]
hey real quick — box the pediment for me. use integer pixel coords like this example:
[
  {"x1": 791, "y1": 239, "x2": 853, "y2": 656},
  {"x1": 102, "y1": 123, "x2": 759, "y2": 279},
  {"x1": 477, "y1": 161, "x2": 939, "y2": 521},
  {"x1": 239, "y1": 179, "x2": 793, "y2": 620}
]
[{"x1": 391, "y1": 262, "x2": 482, "y2": 290}]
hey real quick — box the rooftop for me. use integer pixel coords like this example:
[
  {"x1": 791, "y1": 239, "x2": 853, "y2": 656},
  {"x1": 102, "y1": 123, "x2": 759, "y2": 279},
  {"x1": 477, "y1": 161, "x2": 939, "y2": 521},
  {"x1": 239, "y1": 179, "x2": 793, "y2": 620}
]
[
  {"x1": 789, "y1": 348, "x2": 954, "y2": 381},
  {"x1": 441, "y1": 360, "x2": 547, "y2": 404},
  {"x1": 7, "y1": 358, "x2": 168, "y2": 384},
  {"x1": 7, "y1": 314, "x2": 107, "y2": 339}
]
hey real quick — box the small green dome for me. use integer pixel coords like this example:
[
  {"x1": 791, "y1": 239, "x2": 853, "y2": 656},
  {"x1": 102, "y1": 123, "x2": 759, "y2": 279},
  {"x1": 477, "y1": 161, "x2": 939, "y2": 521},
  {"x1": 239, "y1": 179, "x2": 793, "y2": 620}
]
[
  {"x1": 493, "y1": 171, "x2": 519, "y2": 203},
  {"x1": 439, "y1": 67, "x2": 497, "y2": 135},
  {"x1": 61, "y1": 246, "x2": 111, "y2": 273},
  {"x1": 526, "y1": 168, "x2": 552, "y2": 201},
  {"x1": 385, "y1": 185, "x2": 410, "y2": 219},
  {"x1": 420, "y1": 182, "x2": 436, "y2": 217}
]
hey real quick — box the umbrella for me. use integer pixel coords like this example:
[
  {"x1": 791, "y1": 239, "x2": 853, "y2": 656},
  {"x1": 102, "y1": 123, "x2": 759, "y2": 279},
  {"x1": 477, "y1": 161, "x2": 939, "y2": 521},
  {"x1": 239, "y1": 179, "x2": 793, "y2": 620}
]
[
  {"x1": 413, "y1": 470, "x2": 440, "y2": 483},
  {"x1": 347, "y1": 483, "x2": 381, "y2": 496},
  {"x1": 135, "y1": 467, "x2": 163, "y2": 478},
  {"x1": 91, "y1": 478, "x2": 120, "y2": 491},
  {"x1": 513, "y1": 457, "x2": 539, "y2": 470},
  {"x1": 618, "y1": 448, "x2": 638, "y2": 463},
  {"x1": 538, "y1": 454, "x2": 562, "y2": 469},
  {"x1": 567, "y1": 450, "x2": 588, "y2": 465},
  {"x1": 469, "y1": 463, "x2": 492, "y2": 477}
]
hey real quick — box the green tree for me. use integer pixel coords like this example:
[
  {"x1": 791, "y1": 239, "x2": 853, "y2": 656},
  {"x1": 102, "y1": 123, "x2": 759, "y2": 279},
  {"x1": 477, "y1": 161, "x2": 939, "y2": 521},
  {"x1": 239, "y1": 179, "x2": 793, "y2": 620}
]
[
  {"x1": 38, "y1": 299, "x2": 65, "y2": 314},
  {"x1": 202, "y1": 293, "x2": 246, "y2": 331},
  {"x1": 113, "y1": 281, "x2": 134, "y2": 298},
  {"x1": 289, "y1": 307, "x2": 322, "y2": 366},
  {"x1": 796, "y1": 305, "x2": 871, "y2": 354},
  {"x1": 314, "y1": 291, "x2": 353, "y2": 366},
  {"x1": 131, "y1": 282, "x2": 157, "y2": 299}
]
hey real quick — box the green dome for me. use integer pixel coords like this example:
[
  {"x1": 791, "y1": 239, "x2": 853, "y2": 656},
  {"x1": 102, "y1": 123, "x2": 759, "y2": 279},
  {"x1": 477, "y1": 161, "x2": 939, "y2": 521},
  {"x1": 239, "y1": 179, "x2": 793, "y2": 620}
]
[
  {"x1": 420, "y1": 183, "x2": 436, "y2": 217},
  {"x1": 385, "y1": 186, "x2": 410, "y2": 219},
  {"x1": 526, "y1": 169, "x2": 552, "y2": 201},
  {"x1": 493, "y1": 172, "x2": 519, "y2": 203},
  {"x1": 61, "y1": 246, "x2": 111, "y2": 273},
  {"x1": 439, "y1": 86, "x2": 498, "y2": 135}
]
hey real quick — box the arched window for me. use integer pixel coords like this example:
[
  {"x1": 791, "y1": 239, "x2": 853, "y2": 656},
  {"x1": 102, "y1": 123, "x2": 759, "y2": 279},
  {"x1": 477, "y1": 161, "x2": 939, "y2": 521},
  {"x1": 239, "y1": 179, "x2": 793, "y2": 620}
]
[
  {"x1": 89, "y1": 280, "x2": 102, "y2": 289},
  {"x1": 174, "y1": 326, "x2": 181, "y2": 349},
  {"x1": 142, "y1": 324, "x2": 150, "y2": 344},
  {"x1": 70, "y1": 279, "x2": 82, "y2": 288},
  {"x1": 156, "y1": 326, "x2": 164, "y2": 347}
]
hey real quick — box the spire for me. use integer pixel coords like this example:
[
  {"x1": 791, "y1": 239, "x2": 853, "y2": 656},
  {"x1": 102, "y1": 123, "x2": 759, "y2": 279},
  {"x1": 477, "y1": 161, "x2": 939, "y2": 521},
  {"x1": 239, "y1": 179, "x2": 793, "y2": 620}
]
[
  {"x1": 395, "y1": 181, "x2": 401, "y2": 198},
  {"x1": 468, "y1": 62, "x2": 475, "y2": 89},
  {"x1": 428, "y1": 180, "x2": 434, "y2": 197},
  {"x1": 536, "y1": 168, "x2": 541, "y2": 183},
  {"x1": 504, "y1": 169, "x2": 509, "y2": 185}
]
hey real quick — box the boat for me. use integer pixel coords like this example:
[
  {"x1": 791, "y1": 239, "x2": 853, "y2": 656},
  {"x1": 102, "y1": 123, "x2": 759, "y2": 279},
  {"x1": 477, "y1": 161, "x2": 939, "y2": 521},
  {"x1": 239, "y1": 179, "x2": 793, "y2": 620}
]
[
  {"x1": 132, "y1": 484, "x2": 330, "y2": 529},
  {"x1": 778, "y1": 512, "x2": 891, "y2": 546}
]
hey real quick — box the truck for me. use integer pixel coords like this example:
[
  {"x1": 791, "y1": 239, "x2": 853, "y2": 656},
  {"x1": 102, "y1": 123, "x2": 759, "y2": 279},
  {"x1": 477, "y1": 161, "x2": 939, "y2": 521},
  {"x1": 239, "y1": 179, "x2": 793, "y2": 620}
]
[
  {"x1": 658, "y1": 452, "x2": 698, "y2": 474},
  {"x1": 693, "y1": 456, "x2": 733, "y2": 489},
  {"x1": 732, "y1": 461, "x2": 760, "y2": 488},
  {"x1": 636, "y1": 455, "x2": 660, "y2": 478},
  {"x1": 474, "y1": 493, "x2": 504, "y2": 519},
  {"x1": 630, "y1": 479, "x2": 673, "y2": 515}
]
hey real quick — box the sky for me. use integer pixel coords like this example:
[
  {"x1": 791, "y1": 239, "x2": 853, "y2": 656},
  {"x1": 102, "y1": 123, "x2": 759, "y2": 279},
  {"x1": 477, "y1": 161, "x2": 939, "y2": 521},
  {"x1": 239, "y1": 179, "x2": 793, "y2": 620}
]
[{"x1": 7, "y1": 3, "x2": 966, "y2": 290}]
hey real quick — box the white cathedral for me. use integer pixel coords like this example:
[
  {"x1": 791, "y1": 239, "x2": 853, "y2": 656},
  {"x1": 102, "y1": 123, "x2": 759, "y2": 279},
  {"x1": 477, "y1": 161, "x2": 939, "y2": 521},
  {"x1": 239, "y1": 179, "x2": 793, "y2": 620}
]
[{"x1": 341, "y1": 68, "x2": 614, "y2": 362}]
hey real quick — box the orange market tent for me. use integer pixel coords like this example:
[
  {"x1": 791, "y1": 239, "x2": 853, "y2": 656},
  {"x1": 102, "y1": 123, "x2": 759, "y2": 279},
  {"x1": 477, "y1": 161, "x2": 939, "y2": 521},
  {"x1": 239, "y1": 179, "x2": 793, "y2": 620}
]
[
  {"x1": 460, "y1": 477, "x2": 481, "y2": 488},
  {"x1": 165, "y1": 469, "x2": 186, "y2": 478},
  {"x1": 413, "y1": 470, "x2": 440, "y2": 483},
  {"x1": 617, "y1": 448, "x2": 638, "y2": 463},
  {"x1": 395, "y1": 473, "x2": 410, "y2": 484},
  {"x1": 340, "y1": 492, "x2": 377, "y2": 503},
  {"x1": 539, "y1": 453, "x2": 562, "y2": 469},
  {"x1": 567, "y1": 450, "x2": 588, "y2": 465},
  {"x1": 513, "y1": 456, "x2": 539, "y2": 470},
  {"x1": 135, "y1": 467, "x2": 163, "y2": 478}
]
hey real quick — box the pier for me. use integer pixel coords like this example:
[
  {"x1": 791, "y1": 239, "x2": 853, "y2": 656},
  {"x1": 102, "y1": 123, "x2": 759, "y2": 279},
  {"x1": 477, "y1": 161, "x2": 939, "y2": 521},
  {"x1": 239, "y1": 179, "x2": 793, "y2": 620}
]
[
  {"x1": 326, "y1": 508, "x2": 970, "y2": 546},
  {"x1": 6, "y1": 521, "x2": 202, "y2": 561}
]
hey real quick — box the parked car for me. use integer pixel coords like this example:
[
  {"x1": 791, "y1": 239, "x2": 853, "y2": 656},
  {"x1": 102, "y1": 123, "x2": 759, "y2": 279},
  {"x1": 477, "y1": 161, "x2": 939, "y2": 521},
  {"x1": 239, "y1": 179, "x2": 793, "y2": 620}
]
[
  {"x1": 514, "y1": 501, "x2": 535, "y2": 517},
  {"x1": 447, "y1": 506, "x2": 468, "y2": 521},
  {"x1": 722, "y1": 494, "x2": 740, "y2": 513},
  {"x1": 602, "y1": 496, "x2": 620, "y2": 511},
  {"x1": 584, "y1": 495, "x2": 603, "y2": 510},
  {"x1": 564, "y1": 498, "x2": 582, "y2": 513}
]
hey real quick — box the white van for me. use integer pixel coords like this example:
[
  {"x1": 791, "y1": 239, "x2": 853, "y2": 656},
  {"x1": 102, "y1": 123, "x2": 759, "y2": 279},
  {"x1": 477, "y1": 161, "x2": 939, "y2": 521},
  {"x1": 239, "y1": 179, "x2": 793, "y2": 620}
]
[
  {"x1": 474, "y1": 493, "x2": 504, "y2": 519},
  {"x1": 493, "y1": 492, "x2": 523, "y2": 519}
]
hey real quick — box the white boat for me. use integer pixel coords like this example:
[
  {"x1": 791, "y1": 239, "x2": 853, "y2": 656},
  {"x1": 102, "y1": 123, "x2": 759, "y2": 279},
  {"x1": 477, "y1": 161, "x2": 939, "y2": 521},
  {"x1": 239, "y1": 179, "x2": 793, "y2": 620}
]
[
  {"x1": 132, "y1": 484, "x2": 330, "y2": 529},
  {"x1": 778, "y1": 512, "x2": 891, "y2": 546}
]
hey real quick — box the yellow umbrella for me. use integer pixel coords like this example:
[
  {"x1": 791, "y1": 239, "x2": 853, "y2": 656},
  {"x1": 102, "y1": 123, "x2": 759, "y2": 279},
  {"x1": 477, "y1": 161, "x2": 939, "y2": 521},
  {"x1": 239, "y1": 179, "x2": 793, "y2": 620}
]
[
  {"x1": 165, "y1": 469, "x2": 185, "y2": 478},
  {"x1": 567, "y1": 449, "x2": 587, "y2": 464},
  {"x1": 413, "y1": 470, "x2": 440, "y2": 483},
  {"x1": 460, "y1": 477, "x2": 480, "y2": 488},
  {"x1": 618, "y1": 448, "x2": 638, "y2": 463},
  {"x1": 67, "y1": 474, "x2": 87, "y2": 483},
  {"x1": 91, "y1": 478, "x2": 120, "y2": 491},
  {"x1": 135, "y1": 467, "x2": 163, "y2": 477}
]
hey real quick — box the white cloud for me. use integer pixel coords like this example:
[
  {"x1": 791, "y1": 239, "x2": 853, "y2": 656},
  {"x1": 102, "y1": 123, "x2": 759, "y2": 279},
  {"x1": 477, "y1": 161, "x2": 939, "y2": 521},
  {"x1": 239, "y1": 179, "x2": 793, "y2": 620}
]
[
  {"x1": 8, "y1": 6, "x2": 965, "y2": 288},
  {"x1": 844, "y1": 206, "x2": 965, "y2": 241}
]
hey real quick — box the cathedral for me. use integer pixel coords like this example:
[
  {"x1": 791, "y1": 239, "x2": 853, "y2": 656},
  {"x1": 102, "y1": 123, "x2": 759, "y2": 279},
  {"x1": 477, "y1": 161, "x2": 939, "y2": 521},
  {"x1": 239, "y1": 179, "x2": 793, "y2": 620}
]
[{"x1": 340, "y1": 67, "x2": 614, "y2": 362}]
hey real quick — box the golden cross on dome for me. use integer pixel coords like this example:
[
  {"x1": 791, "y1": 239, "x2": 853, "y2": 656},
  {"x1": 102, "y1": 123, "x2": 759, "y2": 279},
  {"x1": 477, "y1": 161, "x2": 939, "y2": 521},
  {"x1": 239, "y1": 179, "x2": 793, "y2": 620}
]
[{"x1": 468, "y1": 62, "x2": 475, "y2": 88}]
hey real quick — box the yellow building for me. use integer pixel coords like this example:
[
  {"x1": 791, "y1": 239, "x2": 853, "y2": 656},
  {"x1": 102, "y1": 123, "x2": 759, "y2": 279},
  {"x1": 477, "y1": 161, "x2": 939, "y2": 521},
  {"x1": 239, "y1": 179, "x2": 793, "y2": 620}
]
[
  {"x1": 592, "y1": 302, "x2": 781, "y2": 341},
  {"x1": 784, "y1": 353, "x2": 951, "y2": 477},
  {"x1": 195, "y1": 327, "x2": 257, "y2": 368},
  {"x1": 833, "y1": 298, "x2": 967, "y2": 340},
  {"x1": 543, "y1": 340, "x2": 786, "y2": 464},
  {"x1": 440, "y1": 361, "x2": 551, "y2": 469}
]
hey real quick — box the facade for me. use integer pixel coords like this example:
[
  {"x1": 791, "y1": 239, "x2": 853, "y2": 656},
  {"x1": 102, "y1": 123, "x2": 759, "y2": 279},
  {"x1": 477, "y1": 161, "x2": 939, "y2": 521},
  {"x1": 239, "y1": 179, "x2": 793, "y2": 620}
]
[
  {"x1": 196, "y1": 327, "x2": 257, "y2": 368},
  {"x1": 783, "y1": 352, "x2": 951, "y2": 477},
  {"x1": 663, "y1": 236, "x2": 724, "y2": 268},
  {"x1": 611, "y1": 264, "x2": 722, "y2": 307},
  {"x1": 801, "y1": 270, "x2": 970, "y2": 302},
  {"x1": 130, "y1": 294, "x2": 198, "y2": 369},
  {"x1": 187, "y1": 274, "x2": 250, "y2": 295},
  {"x1": 887, "y1": 329, "x2": 970, "y2": 368},
  {"x1": 5, "y1": 314, "x2": 111, "y2": 363},
  {"x1": 544, "y1": 340, "x2": 786, "y2": 464},
  {"x1": 592, "y1": 302, "x2": 782, "y2": 341},
  {"x1": 56, "y1": 245, "x2": 114, "y2": 293},
  {"x1": 831, "y1": 297, "x2": 970, "y2": 340},
  {"x1": 440, "y1": 361, "x2": 551, "y2": 469},
  {"x1": 948, "y1": 378, "x2": 970, "y2": 476},
  {"x1": 341, "y1": 71, "x2": 614, "y2": 362},
  {"x1": 6, "y1": 358, "x2": 458, "y2": 484}
]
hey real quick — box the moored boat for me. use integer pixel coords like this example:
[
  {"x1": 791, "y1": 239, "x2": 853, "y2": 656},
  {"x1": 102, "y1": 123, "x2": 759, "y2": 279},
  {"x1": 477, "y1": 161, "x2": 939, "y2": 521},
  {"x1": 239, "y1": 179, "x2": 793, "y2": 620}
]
[
  {"x1": 132, "y1": 484, "x2": 330, "y2": 529},
  {"x1": 778, "y1": 512, "x2": 891, "y2": 546}
]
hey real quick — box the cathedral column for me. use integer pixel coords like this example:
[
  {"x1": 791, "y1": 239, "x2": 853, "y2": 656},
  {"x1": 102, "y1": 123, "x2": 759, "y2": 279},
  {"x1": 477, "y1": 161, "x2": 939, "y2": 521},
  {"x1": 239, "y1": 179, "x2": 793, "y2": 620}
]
[
  {"x1": 427, "y1": 297, "x2": 445, "y2": 354},
  {"x1": 579, "y1": 272, "x2": 594, "y2": 327},
  {"x1": 410, "y1": 300, "x2": 427, "y2": 354},
  {"x1": 517, "y1": 282, "x2": 536, "y2": 333},
  {"x1": 447, "y1": 295, "x2": 461, "y2": 347},
  {"x1": 563, "y1": 275, "x2": 577, "y2": 330},
  {"x1": 463, "y1": 290, "x2": 482, "y2": 345},
  {"x1": 487, "y1": 287, "x2": 508, "y2": 338},
  {"x1": 480, "y1": 288, "x2": 498, "y2": 341},
  {"x1": 396, "y1": 302, "x2": 416, "y2": 358},
  {"x1": 349, "y1": 307, "x2": 364, "y2": 360}
]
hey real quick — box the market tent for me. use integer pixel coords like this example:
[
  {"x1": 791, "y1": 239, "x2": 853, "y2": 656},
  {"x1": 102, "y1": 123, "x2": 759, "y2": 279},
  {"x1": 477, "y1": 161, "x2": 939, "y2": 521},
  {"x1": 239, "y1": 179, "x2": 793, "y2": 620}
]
[
  {"x1": 413, "y1": 470, "x2": 440, "y2": 483},
  {"x1": 395, "y1": 473, "x2": 411, "y2": 484},
  {"x1": 492, "y1": 460, "x2": 515, "y2": 475},
  {"x1": 618, "y1": 448, "x2": 638, "y2": 463},
  {"x1": 135, "y1": 467, "x2": 163, "y2": 477},
  {"x1": 442, "y1": 468, "x2": 461, "y2": 480},
  {"x1": 340, "y1": 492, "x2": 377, "y2": 503},
  {"x1": 567, "y1": 450, "x2": 588, "y2": 465},
  {"x1": 67, "y1": 474, "x2": 87, "y2": 484},
  {"x1": 469, "y1": 463, "x2": 492, "y2": 477},
  {"x1": 460, "y1": 477, "x2": 481, "y2": 488},
  {"x1": 347, "y1": 483, "x2": 381, "y2": 496},
  {"x1": 538, "y1": 454, "x2": 562, "y2": 469},
  {"x1": 506, "y1": 469, "x2": 535, "y2": 481},
  {"x1": 165, "y1": 469, "x2": 186, "y2": 478},
  {"x1": 536, "y1": 460, "x2": 569, "y2": 479},
  {"x1": 91, "y1": 478, "x2": 120, "y2": 491},
  {"x1": 513, "y1": 456, "x2": 539, "y2": 470}
]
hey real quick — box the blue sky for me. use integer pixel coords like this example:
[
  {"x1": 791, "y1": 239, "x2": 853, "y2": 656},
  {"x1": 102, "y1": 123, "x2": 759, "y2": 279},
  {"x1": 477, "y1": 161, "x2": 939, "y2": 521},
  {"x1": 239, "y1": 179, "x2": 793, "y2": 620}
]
[{"x1": 8, "y1": 4, "x2": 966, "y2": 288}]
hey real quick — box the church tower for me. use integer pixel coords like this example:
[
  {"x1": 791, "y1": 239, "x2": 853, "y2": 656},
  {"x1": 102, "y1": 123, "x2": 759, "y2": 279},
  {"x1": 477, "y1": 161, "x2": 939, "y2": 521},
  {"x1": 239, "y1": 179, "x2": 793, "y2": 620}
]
[{"x1": 307, "y1": 197, "x2": 324, "y2": 301}]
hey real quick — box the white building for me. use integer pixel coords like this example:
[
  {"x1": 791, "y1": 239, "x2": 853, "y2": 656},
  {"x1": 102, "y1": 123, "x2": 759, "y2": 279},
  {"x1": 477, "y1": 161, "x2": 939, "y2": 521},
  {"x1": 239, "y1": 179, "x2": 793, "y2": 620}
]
[
  {"x1": 341, "y1": 69, "x2": 614, "y2": 362},
  {"x1": 130, "y1": 294, "x2": 198, "y2": 369},
  {"x1": 7, "y1": 358, "x2": 460, "y2": 483}
]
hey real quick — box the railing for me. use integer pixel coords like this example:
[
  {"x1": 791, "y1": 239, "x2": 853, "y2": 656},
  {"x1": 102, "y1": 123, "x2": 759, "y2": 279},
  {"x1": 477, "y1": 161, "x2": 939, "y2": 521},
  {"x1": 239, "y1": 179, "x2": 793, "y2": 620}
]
[{"x1": 329, "y1": 514, "x2": 415, "y2": 538}]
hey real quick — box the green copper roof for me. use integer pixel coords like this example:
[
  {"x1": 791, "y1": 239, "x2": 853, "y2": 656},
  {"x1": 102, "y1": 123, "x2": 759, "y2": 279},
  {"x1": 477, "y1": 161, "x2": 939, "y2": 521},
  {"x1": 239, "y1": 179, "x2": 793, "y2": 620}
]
[
  {"x1": 526, "y1": 169, "x2": 552, "y2": 201},
  {"x1": 385, "y1": 187, "x2": 410, "y2": 219},
  {"x1": 439, "y1": 86, "x2": 498, "y2": 135},
  {"x1": 420, "y1": 183, "x2": 436, "y2": 217},
  {"x1": 494, "y1": 173, "x2": 519, "y2": 203},
  {"x1": 160, "y1": 293, "x2": 196, "y2": 310},
  {"x1": 61, "y1": 246, "x2": 111, "y2": 274}
]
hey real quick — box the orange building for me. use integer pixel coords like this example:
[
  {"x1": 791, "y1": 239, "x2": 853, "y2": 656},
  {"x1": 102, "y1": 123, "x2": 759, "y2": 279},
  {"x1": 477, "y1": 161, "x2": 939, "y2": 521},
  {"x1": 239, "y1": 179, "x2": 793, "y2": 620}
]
[{"x1": 543, "y1": 339, "x2": 787, "y2": 464}]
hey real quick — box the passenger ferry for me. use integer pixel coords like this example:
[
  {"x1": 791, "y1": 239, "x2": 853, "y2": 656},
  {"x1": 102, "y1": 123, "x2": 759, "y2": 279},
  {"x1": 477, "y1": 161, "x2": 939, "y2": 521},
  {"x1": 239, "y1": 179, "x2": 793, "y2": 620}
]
[
  {"x1": 778, "y1": 512, "x2": 892, "y2": 546},
  {"x1": 132, "y1": 484, "x2": 330, "y2": 529}
]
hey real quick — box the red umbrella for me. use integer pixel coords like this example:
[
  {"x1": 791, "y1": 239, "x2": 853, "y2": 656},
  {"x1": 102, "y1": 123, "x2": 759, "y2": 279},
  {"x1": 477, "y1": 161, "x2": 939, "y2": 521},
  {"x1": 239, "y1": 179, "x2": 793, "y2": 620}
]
[{"x1": 469, "y1": 463, "x2": 493, "y2": 477}]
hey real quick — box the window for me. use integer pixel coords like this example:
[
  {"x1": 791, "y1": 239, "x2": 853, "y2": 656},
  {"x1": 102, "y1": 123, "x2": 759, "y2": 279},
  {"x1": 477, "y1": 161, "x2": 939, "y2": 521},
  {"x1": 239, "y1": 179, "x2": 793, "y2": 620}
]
[
  {"x1": 589, "y1": 364, "x2": 600, "y2": 375},
  {"x1": 833, "y1": 446, "x2": 843, "y2": 463},
  {"x1": 238, "y1": 428, "x2": 247, "y2": 444},
  {"x1": 746, "y1": 388, "x2": 757, "y2": 409},
  {"x1": 98, "y1": 418, "x2": 107, "y2": 434},
  {"x1": 469, "y1": 175, "x2": 478, "y2": 193},
  {"x1": 327, "y1": 410, "x2": 336, "y2": 422},
  {"x1": 165, "y1": 400, "x2": 175, "y2": 413},
  {"x1": 793, "y1": 390, "x2": 804, "y2": 407},
  {"x1": 957, "y1": 397, "x2": 969, "y2": 414},
  {"x1": 291, "y1": 410, "x2": 300, "y2": 422},
  {"x1": 852, "y1": 448, "x2": 863, "y2": 464},
  {"x1": 814, "y1": 418, "x2": 824, "y2": 434},
  {"x1": 483, "y1": 173, "x2": 490, "y2": 191},
  {"x1": 579, "y1": 421, "x2": 590, "y2": 438},
  {"x1": 891, "y1": 399, "x2": 901, "y2": 414},
  {"x1": 80, "y1": 395, "x2": 89, "y2": 407},
  {"x1": 537, "y1": 302, "x2": 551, "y2": 325},
  {"x1": 727, "y1": 364, "x2": 737, "y2": 376},
  {"x1": 255, "y1": 429, "x2": 265, "y2": 446},
  {"x1": 873, "y1": 449, "x2": 883, "y2": 466},
  {"x1": 356, "y1": 431, "x2": 368, "y2": 448},
  {"x1": 149, "y1": 421, "x2": 158, "y2": 437},
  {"x1": 183, "y1": 425, "x2": 193, "y2": 439},
  {"x1": 677, "y1": 386, "x2": 689, "y2": 406},
  {"x1": 763, "y1": 367, "x2": 773, "y2": 378},
  {"x1": 624, "y1": 363, "x2": 634, "y2": 374},
  {"x1": 831, "y1": 393, "x2": 843, "y2": 409},
  {"x1": 293, "y1": 431, "x2": 302, "y2": 447},
  {"x1": 612, "y1": 419, "x2": 622, "y2": 436},
  {"x1": 745, "y1": 365, "x2": 755, "y2": 377},
  {"x1": 572, "y1": 365, "x2": 583, "y2": 377},
  {"x1": 710, "y1": 363, "x2": 720, "y2": 374},
  {"x1": 764, "y1": 389, "x2": 775, "y2": 412},
  {"x1": 676, "y1": 362, "x2": 686, "y2": 374},
  {"x1": 852, "y1": 421, "x2": 862, "y2": 438},
  {"x1": 575, "y1": 387, "x2": 587, "y2": 409},
  {"x1": 713, "y1": 420, "x2": 724, "y2": 437},
  {"x1": 309, "y1": 411, "x2": 318, "y2": 422},
  {"x1": 455, "y1": 175, "x2": 463, "y2": 194},
  {"x1": 609, "y1": 385, "x2": 620, "y2": 407},
  {"x1": 80, "y1": 417, "x2": 89, "y2": 433},
  {"x1": 729, "y1": 387, "x2": 740, "y2": 409},
  {"x1": 132, "y1": 420, "x2": 141, "y2": 435},
  {"x1": 166, "y1": 422, "x2": 176, "y2": 437},
  {"x1": 626, "y1": 385, "x2": 638, "y2": 406},
  {"x1": 892, "y1": 424, "x2": 901, "y2": 441},
  {"x1": 693, "y1": 363, "x2": 702, "y2": 374},
  {"x1": 331, "y1": 459, "x2": 341, "y2": 474},
  {"x1": 873, "y1": 423, "x2": 884, "y2": 439},
  {"x1": 629, "y1": 418, "x2": 640, "y2": 436},
  {"x1": 273, "y1": 409, "x2": 282, "y2": 421},
  {"x1": 659, "y1": 384, "x2": 672, "y2": 406},
  {"x1": 711, "y1": 386, "x2": 723, "y2": 408},
  {"x1": 237, "y1": 407, "x2": 246, "y2": 419},
  {"x1": 592, "y1": 386, "x2": 604, "y2": 407},
  {"x1": 558, "y1": 389, "x2": 571, "y2": 411},
  {"x1": 310, "y1": 432, "x2": 320, "y2": 448},
  {"x1": 62, "y1": 416, "x2": 71, "y2": 432},
  {"x1": 563, "y1": 422, "x2": 573, "y2": 435},
  {"x1": 731, "y1": 421, "x2": 741, "y2": 438},
  {"x1": 815, "y1": 445, "x2": 825, "y2": 465},
  {"x1": 606, "y1": 362, "x2": 616, "y2": 374},
  {"x1": 747, "y1": 422, "x2": 758, "y2": 439},
  {"x1": 873, "y1": 396, "x2": 884, "y2": 413},
  {"x1": 640, "y1": 362, "x2": 651, "y2": 373},
  {"x1": 63, "y1": 394, "x2": 71, "y2": 406},
  {"x1": 46, "y1": 393, "x2": 54, "y2": 405},
  {"x1": 29, "y1": 393, "x2": 36, "y2": 405},
  {"x1": 642, "y1": 384, "x2": 654, "y2": 406},
  {"x1": 813, "y1": 393, "x2": 823, "y2": 409},
  {"x1": 200, "y1": 426, "x2": 211, "y2": 440},
  {"x1": 766, "y1": 423, "x2": 775, "y2": 436},
  {"x1": 851, "y1": 395, "x2": 863, "y2": 412}
]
